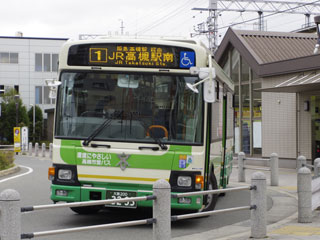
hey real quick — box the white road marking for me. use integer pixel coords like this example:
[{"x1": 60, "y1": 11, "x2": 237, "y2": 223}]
[{"x1": 0, "y1": 165, "x2": 33, "y2": 183}]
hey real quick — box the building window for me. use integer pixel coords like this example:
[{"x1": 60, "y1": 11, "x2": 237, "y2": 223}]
[
  {"x1": 0, "y1": 85, "x2": 4, "y2": 96},
  {"x1": 35, "y1": 53, "x2": 42, "y2": 72},
  {"x1": 52, "y1": 54, "x2": 58, "y2": 72},
  {"x1": 36, "y1": 86, "x2": 55, "y2": 105},
  {"x1": 0, "y1": 52, "x2": 18, "y2": 64},
  {"x1": 44, "y1": 54, "x2": 51, "y2": 72},
  {"x1": 10, "y1": 53, "x2": 18, "y2": 63},
  {"x1": 35, "y1": 86, "x2": 43, "y2": 104},
  {"x1": 35, "y1": 53, "x2": 58, "y2": 72},
  {"x1": 224, "y1": 48, "x2": 261, "y2": 156},
  {"x1": 14, "y1": 85, "x2": 19, "y2": 94}
]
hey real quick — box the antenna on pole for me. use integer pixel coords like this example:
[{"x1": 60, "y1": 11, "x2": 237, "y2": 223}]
[{"x1": 119, "y1": 19, "x2": 125, "y2": 35}]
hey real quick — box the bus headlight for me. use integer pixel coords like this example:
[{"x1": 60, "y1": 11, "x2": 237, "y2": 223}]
[
  {"x1": 177, "y1": 176, "x2": 192, "y2": 187},
  {"x1": 58, "y1": 169, "x2": 72, "y2": 180}
]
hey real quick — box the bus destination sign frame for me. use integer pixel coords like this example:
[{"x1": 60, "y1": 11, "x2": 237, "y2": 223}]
[{"x1": 68, "y1": 43, "x2": 196, "y2": 69}]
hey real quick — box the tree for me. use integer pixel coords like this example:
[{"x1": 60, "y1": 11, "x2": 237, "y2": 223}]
[
  {"x1": 0, "y1": 88, "x2": 29, "y2": 144},
  {"x1": 28, "y1": 105, "x2": 43, "y2": 143}
]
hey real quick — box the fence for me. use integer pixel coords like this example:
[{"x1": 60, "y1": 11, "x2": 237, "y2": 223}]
[
  {"x1": 236, "y1": 152, "x2": 279, "y2": 186},
  {"x1": 0, "y1": 172, "x2": 267, "y2": 240},
  {"x1": 297, "y1": 156, "x2": 320, "y2": 223}
]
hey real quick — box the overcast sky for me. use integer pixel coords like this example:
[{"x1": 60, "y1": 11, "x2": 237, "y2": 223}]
[{"x1": 1, "y1": 0, "x2": 318, "y2": 43}]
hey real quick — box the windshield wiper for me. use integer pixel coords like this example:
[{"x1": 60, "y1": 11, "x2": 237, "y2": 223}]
[{"x1": 82, "y1": 111, "x2": 123, "y2": 146}]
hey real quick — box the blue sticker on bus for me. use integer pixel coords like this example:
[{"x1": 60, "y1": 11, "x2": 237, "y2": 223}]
[
  {"x1": 179, "y1": 159, "x2": 186, "y2": 168},
  {"x1": 180, "y1": 51, "x2": 195, "y2": 68}
]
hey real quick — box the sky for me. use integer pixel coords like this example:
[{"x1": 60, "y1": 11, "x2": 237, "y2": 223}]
[{"x1": 1, "y1": 0, "x2": 319, "y2": 44}]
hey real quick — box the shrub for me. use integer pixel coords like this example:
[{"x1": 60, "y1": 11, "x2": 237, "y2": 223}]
[{"x1": 0, "y1": 150, "x2": 15, "y2": 170}]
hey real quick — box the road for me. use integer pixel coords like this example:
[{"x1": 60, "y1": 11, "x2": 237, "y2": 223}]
[{"x1": 0, "y1": 155, "x2": 271, "y2": 240}]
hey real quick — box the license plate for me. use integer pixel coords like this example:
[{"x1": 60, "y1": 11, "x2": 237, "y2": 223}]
[{"x1": 106, "y1": 191, "x2": 137, "y2": 208}]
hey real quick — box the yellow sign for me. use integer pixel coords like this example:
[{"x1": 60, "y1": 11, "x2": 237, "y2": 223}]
[{"x1": 13, "y1": 127, "x2": 21, "y2": 153}]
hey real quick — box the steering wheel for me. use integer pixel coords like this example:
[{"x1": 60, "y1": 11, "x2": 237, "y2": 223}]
[{"x1": 146, "y1": 125, "x2": 168, "y2": 138}]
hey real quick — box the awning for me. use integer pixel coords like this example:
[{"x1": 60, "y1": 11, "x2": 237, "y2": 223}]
[{"x1": 256, "y1": 73, "x2": 320, "y2": 93}]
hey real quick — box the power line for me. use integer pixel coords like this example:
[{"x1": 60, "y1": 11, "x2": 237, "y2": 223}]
[
  {"x1": 134, "y1": 0, "x2": 198, "y2": 35},
  {"x1": 218, "y1": 0, "x2": 320, "y2": 30}
]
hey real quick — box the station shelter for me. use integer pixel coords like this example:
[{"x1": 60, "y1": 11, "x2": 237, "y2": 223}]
[{"x1": 215, "y1": 28, "x2": 320, "y2": 167}]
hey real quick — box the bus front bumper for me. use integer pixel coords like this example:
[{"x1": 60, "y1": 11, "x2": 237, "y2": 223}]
[{"x1": 51, "y1": 184, "x2": 203, "y2": 210}]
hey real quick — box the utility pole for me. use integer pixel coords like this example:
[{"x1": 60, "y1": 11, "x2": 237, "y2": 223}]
[{"x1": 192, "y1": 0, "x2": 218, "y2": 54}]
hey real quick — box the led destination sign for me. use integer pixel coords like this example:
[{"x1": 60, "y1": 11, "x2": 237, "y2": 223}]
[{"x1": 68, "y1": 44, "x2": 195, "y2": 69}]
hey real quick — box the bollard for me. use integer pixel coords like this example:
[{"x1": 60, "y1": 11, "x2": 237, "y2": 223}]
[
  {"x1": 153, "y1": 179, "x2": 171, "y2": 240},
  {"x1": 42, "y1": 143, "x2": 46, "y2": 157},
  {"x1": 49, "y1": 143, "x2": 53, "y2": 158},
  {"x1": 29, "y1": 142, "x2": 32, "y2": 156},
  {"x1": 297, "y1": 167, "x2": 312, "y2": 223},
  {"x1": 35, "y1": 142, "x2": 39, "y2": 157},
  {"x1": 238, "y1": 152, "x2": 246, "y2": 182},
  {"x1": 316, "y1": 162, "x2": 320, "y2": 179},
  {"x1": 314, "y1": 158, "x2": 320, "y2": 177},
  {"x1": 0, "y1": 189, "x2": 21, "y2": 240},
  {"x1": 270, "y1": 153, "x2": 279, "y2": 186},
  {"x1": 250, "y1": 171, "x2": 267, "y2": 239},
  {"x1": 297, "y1": 155, "x2": 307, "y2": 172}
]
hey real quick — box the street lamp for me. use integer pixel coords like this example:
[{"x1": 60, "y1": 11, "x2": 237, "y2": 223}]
[
  {"x1": 14, "y1": 94, "x2": 19, "y2": 126},
  {"x1": 314, "y1": 15, "x2": 320, "y2": 54},
  {"x1": 30, "y1": 104, "x2": 35, "y2": 143}
]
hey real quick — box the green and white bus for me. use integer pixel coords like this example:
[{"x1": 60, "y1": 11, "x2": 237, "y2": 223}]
[{"x1": 48, "y1": 37, "x2": 234, "y2": 214}]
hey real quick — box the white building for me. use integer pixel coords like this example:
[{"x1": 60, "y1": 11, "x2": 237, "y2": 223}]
[{"x1": 0, "y1": 34, "x2": 68, "y2": 118}]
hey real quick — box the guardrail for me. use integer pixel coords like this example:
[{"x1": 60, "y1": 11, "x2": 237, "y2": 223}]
[
  {"x1": 236, "y1": 152, "x2": 279, "y2": 186},
  {"x1": 0, "y1": 172, "x2": 267, "y2": 240},
  {"x1": 0, "y1": 145, "x2": 14, "y2": 150},
  {"x1": 297, "y1": 156, "x2": 320, "y2": 223}
]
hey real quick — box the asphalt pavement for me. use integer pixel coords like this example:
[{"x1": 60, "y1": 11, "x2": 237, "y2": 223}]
[{"x1": 1, "y1": 153, "x2": 320, "y2": 239}]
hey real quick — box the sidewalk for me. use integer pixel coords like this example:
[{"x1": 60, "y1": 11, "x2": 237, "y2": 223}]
[{"x1": 174, "y1": 166, "x2": 320, "y2": 240}]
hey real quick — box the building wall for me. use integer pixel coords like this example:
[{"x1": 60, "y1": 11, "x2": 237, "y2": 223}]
[
  {"x1": 0, "y1": 37, "x2": 67, "y2": 119},
  {"x1": 262, "y1": 74, "x2": 297, "y2": 159},
  {"x1": 299, "y1": 93, "x2": 312, "y2": 159}
]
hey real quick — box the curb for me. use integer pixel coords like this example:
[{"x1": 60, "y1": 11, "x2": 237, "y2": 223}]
[{"x1": 0, "y1": 165, "x2": 20, "y2": 177}]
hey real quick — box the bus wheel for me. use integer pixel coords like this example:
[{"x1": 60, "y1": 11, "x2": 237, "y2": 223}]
[
  {"x1": 202, "y1": 174, "x2": 218, "y2": 212},
  {"x1": 70, "y1": 206, "x2": 102, "y2": 215}
]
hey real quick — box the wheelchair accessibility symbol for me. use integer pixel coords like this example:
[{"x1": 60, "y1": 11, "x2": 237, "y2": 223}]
[{"x1": 180, "y1": 51, "x2": 195, "y2": 68}]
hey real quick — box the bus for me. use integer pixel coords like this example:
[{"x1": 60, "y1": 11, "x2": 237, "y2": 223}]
[{"x1": 48, "y1": 37, "x2": 234, "y2": 214}]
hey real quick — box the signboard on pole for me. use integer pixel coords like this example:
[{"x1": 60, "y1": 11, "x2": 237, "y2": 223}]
[
  {"x1": 14, "y1": 127, "x2": 21, "y2": 153},
  {"x1": 21, "y1": 127, "x2": 29, "y2": 152}
]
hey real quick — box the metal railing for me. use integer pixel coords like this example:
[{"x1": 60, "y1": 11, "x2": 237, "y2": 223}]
[
  {"x1": 0, "y1": 145, "x2": 14, "y2": 150},
  {"x1": 0, "y1": 173, "x2": 268, "y2": 240},
  {"x1": 236, "y1": 152, "x2": 279, "y2": 186}
]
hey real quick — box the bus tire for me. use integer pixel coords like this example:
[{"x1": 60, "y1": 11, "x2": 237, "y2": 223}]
[
  {"x1": 202, "y1": 174, "x2": 218, "y2": 212},
  {"x1": 70, "y1": 206, "x2": 102, "y2": 215}
]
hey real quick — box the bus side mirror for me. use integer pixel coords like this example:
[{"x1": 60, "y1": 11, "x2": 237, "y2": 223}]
[
  {"x1": 188, "y1": 67, "x2": 217, "y2": 103},
  {"x1": 45, "y1": 79, "x2": 61, "y2": 99}
]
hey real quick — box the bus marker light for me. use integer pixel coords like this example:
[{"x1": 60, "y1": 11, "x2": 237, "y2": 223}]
[
  {"x1": 195, "y1": 175, "x2": 204, "y2": 189},
  {"x1": 178, "y1": 197, "x2": 191, "y2": 204},
  {"x1": 48, "y1": 167, "x2": 55, "y2": 180},
  {"x1": 56, "y1": 190, "x2": 68, "y2": 197}
]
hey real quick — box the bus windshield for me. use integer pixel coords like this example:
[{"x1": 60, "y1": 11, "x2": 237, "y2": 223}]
[{"x1": 55, "y1": 72, "x2": 203, "y2": 145}]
